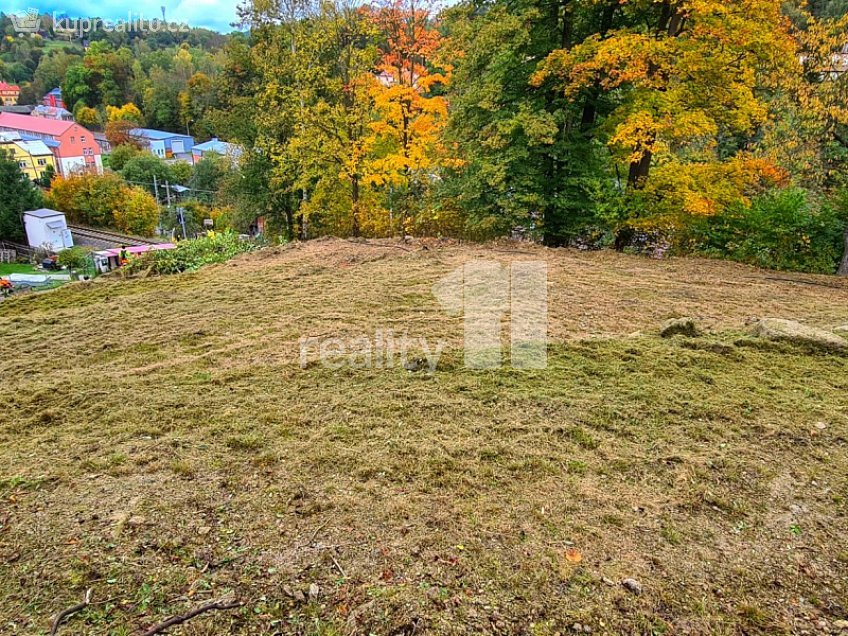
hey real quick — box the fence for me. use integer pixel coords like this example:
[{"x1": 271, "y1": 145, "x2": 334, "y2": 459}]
[{"x1": 0, "y1": 241, "x2": 40, "y2": 262}]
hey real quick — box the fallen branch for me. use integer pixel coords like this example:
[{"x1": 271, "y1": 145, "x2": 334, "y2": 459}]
[
  {"x1": 140, "y1": 598, "x2": 242, "y2": 636},
  {"x1": 329, "y1": 552, "x2": 347, "y2": 579},
  {"x1": 50, "y1": 588, "x2": 93, "y2": 636}
]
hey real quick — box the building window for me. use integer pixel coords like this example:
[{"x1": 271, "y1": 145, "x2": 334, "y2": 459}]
[
  {"x1": 81, "y1": 136, "x2": 86, "y2": 143},
  {"x1": 71, "y1": 136, "x2": 75, "y2": 144},
  {"x1": 37, "y1": 159, "x2": 47, "y2": 166},
  {"x1": 18, "y1": 161, "x2": 27, "y2": 169}
]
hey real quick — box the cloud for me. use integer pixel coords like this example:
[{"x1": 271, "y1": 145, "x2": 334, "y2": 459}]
[{"x1": 3, "y1": 0, "x2": 241, "y2": 32}]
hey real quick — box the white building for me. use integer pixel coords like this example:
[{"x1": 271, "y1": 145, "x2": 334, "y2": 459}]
[{"x1": 23, "y1": 209, "x2": 74, "y2": 252}]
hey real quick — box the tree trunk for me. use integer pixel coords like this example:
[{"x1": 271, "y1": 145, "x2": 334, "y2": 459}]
[
  {"x1": 351, "y1": 176, "x2": 361, "y2": 238},
  {"x1": 628, "y1": 150, "x2": 652, "y2": 188},
  {"x1": 839, "y1": 228, "x2": 848, "y2": 276},
  {"x1": 579, "y1": 1, "x2": 616, "y2": 131}
]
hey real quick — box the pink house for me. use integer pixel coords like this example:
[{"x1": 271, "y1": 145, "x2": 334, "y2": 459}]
[{"x1": 0, "y1": 113, "x2": 102, "y2": 176}]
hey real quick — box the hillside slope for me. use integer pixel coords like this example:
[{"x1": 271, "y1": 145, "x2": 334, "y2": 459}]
[{"x1": 2, "y1": 240, "x2": 848, "y2": 635}]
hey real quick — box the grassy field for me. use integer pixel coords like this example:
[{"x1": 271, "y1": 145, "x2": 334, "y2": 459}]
[
  {"x1": 0, "y1": 263, "x2": 40, "y2": 276},
  {"x1": 1, "y1": 239, "x2": 847, "y2": 635}
]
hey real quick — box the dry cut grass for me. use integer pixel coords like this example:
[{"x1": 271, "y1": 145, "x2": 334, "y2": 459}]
[{"x1": 1, "y1": 238, "x2": 847, "y2": 635}]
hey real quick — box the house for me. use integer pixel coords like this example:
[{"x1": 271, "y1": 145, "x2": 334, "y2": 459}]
[
  {"x1": 130, "y1": 128, "x2": 195, "y2": 161},
  {"x1": 43, "y1": 88, "x2": 65, "y2": 110},
  {"x1": 192, "y1": 138, "x2": 243, "y2": 164},
  {"x1": 23, "y1": 209, "x2": 74, "y2": 252},
  {"x1": 93, "y1": 243, "x2": 176, "y2": 273},
  {"x1": 93, "y1": 132, "x2": 112, "y2": 155},
  {"x1": 0, "y1": 113, "x2": 102, "y2": 176},
  {"x1": 0, "y1": 132, "x2": 56, "y2": 183},
  {"x1": 32, "y1": 105, "x2": 74, "y2": 121},
  {"x1": 0, "y1": 82, "x2": 20, "y2": 106}
]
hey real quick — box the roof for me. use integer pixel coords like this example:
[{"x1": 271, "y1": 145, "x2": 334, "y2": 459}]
[
  {"x1": 21, "y1": 134, "x2": 60, "y2": 148},
  {"x1": 16, "y1": 139, "x2": 53, "y2": 156},
  {"x1": 0, "y1": 112, "x2": 75, "y2": 136},
  {"x1": 0, "y1": 82, "x2": 20, "y2": 92},
  {"x1": 194, "y1": 138, "x2": 242, "y2": 157},
  {"x1": 95, "y1": 243, "x2": 176, "y2": 257},
  {"x1": 47, "y1": 88, "x2": 62, "y2": 96},
  {"x1": 24, "y1": 208, "x2": 65, "y2": 219},
  {"x1": 32, "y1": 105, "x2": 73, "y2": 119},
  {"x1": 0, "y1": 105, "x2": 34, "y2": 115},
  {"x1": 0, "y1": 131, "x2": 23, "y2": 142},
  {"x1": 130, "y1": 128, "x2": 194, "y2": 141}
]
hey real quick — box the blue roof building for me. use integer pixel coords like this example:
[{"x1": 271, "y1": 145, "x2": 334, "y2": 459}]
[
  {"x1": 192, "y1": 138, "x2": 243, "y2": 164},
  {"x1": 130, "y1": 128, "x2": 195, "y2": 161}
]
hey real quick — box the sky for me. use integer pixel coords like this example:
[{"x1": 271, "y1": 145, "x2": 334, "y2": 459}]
[{"x1": 4, "y1": 0, "x2": 242, "y2": 33}]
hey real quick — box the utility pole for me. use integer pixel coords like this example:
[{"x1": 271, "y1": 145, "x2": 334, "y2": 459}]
[
  {"x1": 164, "y1": 181, "x2": 172, "y2": 208},
  {"x1": 176, "y1": 207, "x2": 187, "y2": 240},
  {"x1": 153, "y1": 174, "x2": 160, "y2": 202}
]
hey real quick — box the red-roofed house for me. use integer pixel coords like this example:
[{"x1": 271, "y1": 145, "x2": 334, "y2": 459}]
[
  {"x1": 0, "y1": 82, "x2": 20, "y2": 106},
  {"x1": 0, "y1": 113, "x2": 102, "y2": 176}
]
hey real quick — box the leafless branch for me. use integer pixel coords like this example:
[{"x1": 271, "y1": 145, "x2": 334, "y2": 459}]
[
  {"x1": 140, "y1": 598, "x2": 242, "y2": 636},
  {"x1": 50, "y1": 588, "x2": 93, "y2": 636}
]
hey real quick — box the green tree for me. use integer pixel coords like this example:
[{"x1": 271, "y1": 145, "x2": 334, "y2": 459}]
[{"x1": 0, "y1": 152, "x2": 43, "y2": 241}]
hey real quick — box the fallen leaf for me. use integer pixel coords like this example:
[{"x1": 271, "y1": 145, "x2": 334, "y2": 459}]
[{"x1": 565, "y1": 548, "x2": 583, "y2": 563}]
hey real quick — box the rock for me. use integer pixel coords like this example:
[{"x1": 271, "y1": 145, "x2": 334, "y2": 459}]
[
  {"x1": 127, "y1": 515, "x2": 146, "y2": 526},
  {"x1": 197, "y1": 526, "x2": 211, "y2": 536},
  {"x1": 308, "y1": 583, "x2": 320, "y2": 602},
  {"x1": 601, "y1": 577, "x2": 616, "y2": 587},
  {"x1": 403, "y1": 357, "x2": 428, "y2": 372},
  {"x1": 834, "y1": 325, "x2": 848, "y2": 334},
  {"x1": 571, "y1": 623, "x2": 583, "y2": 633},
  {"x1": 621, "y1": 578, "x2": 643, "y2": 595},
  {"x1": 660, "y1": 318, "x2": 698, "y2": 338},
  {"x1": 748, "y1": 318, "x2": 847, "y2": 351},
  {"x1": 833, "y1": 619, "x2": 848, "y2": 630}
]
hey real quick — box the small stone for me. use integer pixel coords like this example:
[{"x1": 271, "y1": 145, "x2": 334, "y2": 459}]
[
  {"x1": 660, "y1": 318, "x2": 698, "y2": 338},
  {"x1": 622, "y1": 578, "x2": 643, "y2": 595},
  {"x1": 197, "y1": 526, "x2": 211, "y2": 536},
  {"x1": 814, "y1": 422, "x2": 827, "y2": 430},
  {"x1": 308, "y1": 583, "x2": 320, "y2": 601},
  {"x1": 572, "y1": 623, "x2": 583, "y2": 633},
  {"x1": 833, "y1": 619, "x2": 848, "y2": 630},
  {"x1": 602, "y1": 577, "x2": 616, "y2": 587},
  {"x1": 127, "y1": 515, "x2": 146, "y2": 526}
]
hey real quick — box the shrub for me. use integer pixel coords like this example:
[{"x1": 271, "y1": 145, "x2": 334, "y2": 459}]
[
  {"x1": 113, "y1": 189, "x2": 159, "y2": 237},
  {"x1": 125, "y1": 231, "x2": 255, "y2": 275},
  {"x1": 56, "y1": 246, "x2": 92, "y2": 279},
  {"x1": 689, "y1": 187, "x2": 848, "y2": 273}
]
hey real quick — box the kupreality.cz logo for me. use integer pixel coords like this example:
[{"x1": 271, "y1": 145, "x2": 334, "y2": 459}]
[{"x1": 10, "y1": 8, "x2": 42, "y2": 34}]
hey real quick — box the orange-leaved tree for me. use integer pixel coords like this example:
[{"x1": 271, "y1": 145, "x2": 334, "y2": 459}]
[{"x1": 366, "y1": 0, "x2": 458, "y2": 226}]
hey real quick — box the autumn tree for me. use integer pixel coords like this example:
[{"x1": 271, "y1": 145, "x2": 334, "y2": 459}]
[
  {"x1": 532, "y1": 0, "x2": 799, "y2": 239},
  {"x1": 366, "y1": 0, "x2": 455, "y2": 226}
]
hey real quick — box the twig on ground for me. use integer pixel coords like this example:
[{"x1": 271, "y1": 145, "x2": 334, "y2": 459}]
[
  {"x1": 329, "y1": 552, "x2": 347, "y2": 578},
  {"x1": 299, "y1": 521, "x2": 328, "y2": 548},
  {"x1": 140, "y1": 597, "x2": 242, "y2": 636},
  {"x1": 50, "y1": 588, "x2": 93, "y2": 636}
]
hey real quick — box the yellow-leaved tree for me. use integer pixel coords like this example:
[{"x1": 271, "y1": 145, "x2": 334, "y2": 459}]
[{"x1": 533, "y1": 0, "x2": 799, "y2": 230}]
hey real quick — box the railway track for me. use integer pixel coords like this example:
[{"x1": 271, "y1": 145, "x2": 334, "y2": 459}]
[{"x1": 67, "y1": 225, "x2": 161, "y2": 247}]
